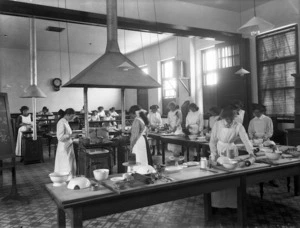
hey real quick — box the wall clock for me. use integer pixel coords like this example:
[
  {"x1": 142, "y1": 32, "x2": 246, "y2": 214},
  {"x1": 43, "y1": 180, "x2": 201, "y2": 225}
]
[{"x1": 52, "y1": 78, "x2": 62, "y2": 91}]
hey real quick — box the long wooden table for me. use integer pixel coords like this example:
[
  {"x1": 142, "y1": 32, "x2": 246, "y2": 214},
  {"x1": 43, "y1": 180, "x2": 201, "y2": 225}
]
[
  {"x1": 45, "y1": 158, "x2": 300, "y2": 228},
  {"x1": 148, "y1": 133, "x2": 210, "y2": 164}
]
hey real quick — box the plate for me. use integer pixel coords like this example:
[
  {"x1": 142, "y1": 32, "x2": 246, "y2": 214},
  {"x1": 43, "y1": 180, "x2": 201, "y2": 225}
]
[
  {"x1": 183, "y1": 161, "x2": 199, "y2": 167},
  {"x1": 110, "y1": 177, "x2": 124, "y2": 182},
  {"x1": 165, "y1": 166, "x2": 183, "y2": 173}
]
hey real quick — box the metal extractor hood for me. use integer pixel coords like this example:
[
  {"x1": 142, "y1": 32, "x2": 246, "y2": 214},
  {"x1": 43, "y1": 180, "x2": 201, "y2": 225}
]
[{"x1": 63, "y1": 0, "x2": 161, "y2": 89}]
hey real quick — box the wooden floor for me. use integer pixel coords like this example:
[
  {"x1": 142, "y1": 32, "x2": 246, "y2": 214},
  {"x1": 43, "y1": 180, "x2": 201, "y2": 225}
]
[{"x1": 1, "y1": 146, "x2": 300, "y2": 227}]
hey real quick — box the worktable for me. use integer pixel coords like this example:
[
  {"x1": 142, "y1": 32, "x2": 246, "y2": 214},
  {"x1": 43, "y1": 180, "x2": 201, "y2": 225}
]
[{"x1": 46, "y1": 158, "x2": 300, "y2": 228}]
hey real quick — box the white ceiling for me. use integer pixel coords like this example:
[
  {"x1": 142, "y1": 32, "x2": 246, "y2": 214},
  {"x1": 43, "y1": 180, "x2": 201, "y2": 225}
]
[
  {"x1": 0, "y1": 14, "x2": 171, "y2": 54},
  {"x1": 1, "y1": 0, "x2": 275, "y2": 54},
  {"x1": 178, "y1": 0, "x2": 274, "y2": 12}
]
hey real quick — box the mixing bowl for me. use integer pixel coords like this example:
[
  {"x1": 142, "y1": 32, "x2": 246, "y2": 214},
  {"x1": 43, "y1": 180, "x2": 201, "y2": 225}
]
[{"x1": 49, "y1": 172, "x2": 70, "y2": 187}]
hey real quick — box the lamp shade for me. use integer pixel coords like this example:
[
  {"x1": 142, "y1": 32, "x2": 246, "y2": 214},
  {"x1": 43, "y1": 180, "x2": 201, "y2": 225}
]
[
  {"x1": 235, "y1": 67, "x2": 250, "y2": 76},
  {"x1": 21, "y1": 85, "x2": 47, "y2": 98},
  {"x1": 238, "y1": 16, "x2": 274, "y2": 36}
]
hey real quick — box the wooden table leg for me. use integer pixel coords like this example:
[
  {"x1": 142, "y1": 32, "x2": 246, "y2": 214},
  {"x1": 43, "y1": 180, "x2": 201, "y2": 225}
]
[
  {"x1": 162, "y1": 142, "x2": 165, "y2": 164},
  {"x1": 237, "y1": 176, "x2": 247, "y2": 227},
  {"x1": 57, "y1": 208, "x2": 66, "y2": 228},
  {"x1": 186, "y1": 146, "x2": 190, "y2": 162},
  {"x1": 287, "y1": 177, "x2": 290, "y2": 193},
  {"x1": 197, "y1": 146, "x2": 201, "y2": 161},
  {"x1": 294, "y1": 175, "x2": 300, "y2": 196},
  {"x1": 259, "y1": 182, "x2": 264, "y2": 199},
  {"x1": 70, "y1": 208, "x2": 83, "y2": 228},
  {"x1": 48, "y1": 137, "x2": 51, "y2": 158},
  {"x1": 203, "y1": 193, "x2": 212, "y2": 221},
  {"x1": 156, "y1": 138, "x2": 160, "y2": 155}
]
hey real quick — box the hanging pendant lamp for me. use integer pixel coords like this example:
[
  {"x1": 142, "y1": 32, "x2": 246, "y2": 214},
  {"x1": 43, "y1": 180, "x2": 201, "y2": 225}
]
[
  {"x1": 235, "y1": 67, "x2": 250, "y2": 76},
  {"x1": 235, "y1": 0, "x2": 250, "y2": 76},
  {"x1": 237, "y1": 0, "x2": 274, "y2": 36}
]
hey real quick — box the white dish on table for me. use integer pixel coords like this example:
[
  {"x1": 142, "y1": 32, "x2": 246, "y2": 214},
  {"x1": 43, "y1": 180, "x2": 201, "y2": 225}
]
[
  {"x1": 165, "y1": 166, "x2": 183, "y2": 174},
  {"x1": 67, "y1": 177, "x2": 91, "y2": 190},
  {"x1": 265, "y1": 151, "x2": 281, "y2": 160},
  {"x1": 93, "y1": 169, "x2": 109, "y2": 181},
  {"x1": 183, "y1": 161, "x2": 199, "y2": 167},
  {"x1": 222, "y1": 161, "x2": 238, "y2": 170},
  {"x1": 110, "y1": 177, "x2": 124, "y2": 182},
  {"x1": 49, "y1": 172, "x2": 70, "y2": 187}
]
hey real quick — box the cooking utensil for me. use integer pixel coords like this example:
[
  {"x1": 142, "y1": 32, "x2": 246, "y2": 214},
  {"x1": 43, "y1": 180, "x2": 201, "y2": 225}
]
[{"x1": 199, "y1": 168, "x2": 219, "y2": 174}]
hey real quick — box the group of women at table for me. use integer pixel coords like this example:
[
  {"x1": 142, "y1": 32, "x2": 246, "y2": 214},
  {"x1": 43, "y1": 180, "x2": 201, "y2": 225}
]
[{"x1": 15, "y1": 100, "x2": 274, "y2": 209}]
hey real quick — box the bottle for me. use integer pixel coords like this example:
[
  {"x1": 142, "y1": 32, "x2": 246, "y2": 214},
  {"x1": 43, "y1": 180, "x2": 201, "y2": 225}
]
[{"x1": 200, "y1": 157, "x2": 208, "y2": 169}]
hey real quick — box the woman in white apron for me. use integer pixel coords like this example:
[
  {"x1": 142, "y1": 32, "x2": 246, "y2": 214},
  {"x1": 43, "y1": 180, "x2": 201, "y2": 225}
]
[
  {"x1": 167, "y1": 102, "x2": 183, "y2": 155},
  {"x1": 54, "y1": 108, "x2": 76, "y2": 180},
  {"x1": 209, "y1": 106, "x2": 254, "y2": 208},
  {"x1": 186, "y1": 103, "x2": 203, "y2": 160},
  {"x1": 129, "y1": 105, "x2": 153, "y2": 166},
  {"x1": 15, "y1": 106, "x2": 33, "y2": 157},
  {"x1": 147, "y1": 105, "x2": 163, "y2": 155}
]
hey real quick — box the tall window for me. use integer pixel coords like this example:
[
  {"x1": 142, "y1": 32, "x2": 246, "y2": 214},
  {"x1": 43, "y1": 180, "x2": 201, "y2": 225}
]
[
  {"x1": 202, "y1": 44, "x2": 240, "y2": 85},
  {"x1": 257, "y1": 25, "x2": 298, "y2": 117},
  {"x1": 161, "y1": 59, "x2": 177, "y2": 98}
]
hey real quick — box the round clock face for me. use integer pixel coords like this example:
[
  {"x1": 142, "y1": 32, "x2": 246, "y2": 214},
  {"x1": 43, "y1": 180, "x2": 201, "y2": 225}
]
[{"x1": 53, "y1": 78, "x2": 62, "y2": 87}]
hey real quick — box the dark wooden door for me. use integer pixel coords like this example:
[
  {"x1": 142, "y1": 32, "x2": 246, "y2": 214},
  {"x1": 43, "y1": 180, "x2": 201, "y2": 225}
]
[{"x1": 137, "y1": 89, "x2": 149, "y2": 110}]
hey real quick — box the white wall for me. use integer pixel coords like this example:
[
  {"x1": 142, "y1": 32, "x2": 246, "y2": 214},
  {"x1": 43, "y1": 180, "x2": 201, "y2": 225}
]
[
  {"x1": 126, "y1": 37, "x2": 191, "y2": 110},
  {"x1": 126, "y1": 37, "x2": 223, "y2": 112},
  {"x1": 0, "y1": 48, "x2": 121, "y2": 113}
]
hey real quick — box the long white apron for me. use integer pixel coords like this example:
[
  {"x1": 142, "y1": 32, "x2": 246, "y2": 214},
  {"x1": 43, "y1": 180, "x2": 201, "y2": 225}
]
[
  {"x1": 132, "y1": 118, "x2": 149, "y2": 165},
  {"x1": 15, "y1": 115, "x2": 32, "y2": 156},
  {"x1": 211, "y1": 126, "x2": 239, "y2": 208},
  {"x1": 54, "y1": 118, "x2": 76, "y2": 179},
  {"x1": 167, "y1": 111, "x2": 182, "y2": 153}
]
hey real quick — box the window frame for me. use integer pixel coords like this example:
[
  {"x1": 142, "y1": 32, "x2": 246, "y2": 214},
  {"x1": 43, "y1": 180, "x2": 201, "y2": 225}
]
[
  {"x1": 160, "y1": 58, "x2": 178, "y2": 99},
  {"x1": 256, "y1": 24, "x2": 299, "y2": 119}
]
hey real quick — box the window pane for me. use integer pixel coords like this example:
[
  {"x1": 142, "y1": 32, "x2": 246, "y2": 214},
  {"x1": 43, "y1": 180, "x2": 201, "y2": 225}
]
[
  {"x1": 259, "y1": 61, "x2": 295, "y2": 89},
  {"x1": 162, "y1": 60, "x2": 174, "y2": 78},
  {"x1": 258, "y1": 30, "x2": 296, "y2": 61},
  {"x1": 205, "y1": 72, "x2": 217, "y2": 85},
  {"x1": 257, "y1": 25, "x2": 298, "y2": 117}
]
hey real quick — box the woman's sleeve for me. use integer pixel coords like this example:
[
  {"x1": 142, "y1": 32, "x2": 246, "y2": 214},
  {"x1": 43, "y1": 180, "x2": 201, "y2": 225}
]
[
  {"x1": 16, "y1": 116, "x2": 22, "y2": 128},
  {"x1": 198, "y1": 114, "x2": 203, "y2": 132},
  {"x1": 176, "y1": 110, "x2": 182, "y2": 127},
  {"x1": 130, "y1": 119, "x2": 142, "y2": 149},
  {"x1": 158, "y1": 113, "x2": 163, "y2": 126},
  {"x1": 167, "y1": 112, "x2": 171, "y2": 125},
  {"x1": 185, "y1": 114, "x2": 190, "y2": 127},
  {"x1": 56, "y1": 121, "x2": 70, "y2": 142},
  {"x1": 266, "y1": 117, "x2": 274, "y2": 139},
  {"x1": 248, "y1": 119, "x2": 255, "y2": 139},
  {"x1": 238, "y1": 124, "x2": 254, "y2": 155},
  {"x1": 209, "y1": 123, "x2": 218, "y2": 157}
]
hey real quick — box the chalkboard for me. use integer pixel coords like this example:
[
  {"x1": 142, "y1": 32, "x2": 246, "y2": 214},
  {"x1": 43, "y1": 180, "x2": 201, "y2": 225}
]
[{"x1": 0, "y1": 93, "x2": 15, "y2": 159}]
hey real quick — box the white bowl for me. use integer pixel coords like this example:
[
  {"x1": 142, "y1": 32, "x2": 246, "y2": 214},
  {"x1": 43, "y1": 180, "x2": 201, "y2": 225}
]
[
  {"x1": 222, "y1": 161, "x2": 238, "y2": 170},
  {"x1": 253, "y1": 139, "x2": 263, "y2": 145},
  {"x1": 188, "y1": 135, "x2": 197, "y2": 140},
  {"x1": 67, "y1": 177, "x2": 91, "y2": 190},
  {"x1": 49, "y1": 172, "x2": 70, "y2": 187},
  {"x1": 93, "y1": 169, "x2": 109, "y2": 181},
  {"x1": 265, "y1": 152, "x2": 281, "y2": 160}
]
